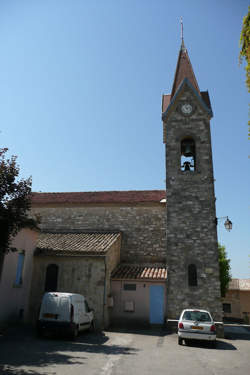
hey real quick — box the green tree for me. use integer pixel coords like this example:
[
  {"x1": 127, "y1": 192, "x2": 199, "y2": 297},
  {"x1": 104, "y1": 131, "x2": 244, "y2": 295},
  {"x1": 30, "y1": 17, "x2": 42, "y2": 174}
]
[
  {"x1": 239, "y1": 6, "x2": 250, "y2": 139},
  {"x1": 0, "y1": 148, "x2": 37, "y2": 277},
  {"x1": 218, "y1": 243, "x2": 231, "y2": 297},
  {"x1": 239, "y1": 6, "x2": 250, "y2": 92}
]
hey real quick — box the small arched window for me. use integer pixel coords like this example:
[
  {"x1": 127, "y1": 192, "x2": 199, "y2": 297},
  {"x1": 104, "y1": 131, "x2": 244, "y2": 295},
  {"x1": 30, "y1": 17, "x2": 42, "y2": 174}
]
[
  {"x1": 44, "y1": 264, "x2": 58, "y2": 292},
  {"x1": 181, "y1": 138, "x2": 195, "y2": 171},
  {"x1": 188, "y1": 264, "x2": 197, "y2": 286}
]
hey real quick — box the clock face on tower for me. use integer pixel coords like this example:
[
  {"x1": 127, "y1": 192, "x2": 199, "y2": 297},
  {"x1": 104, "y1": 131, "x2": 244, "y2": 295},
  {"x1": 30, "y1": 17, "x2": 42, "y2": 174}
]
[{"x1": 181, "y1": 103, "x2": 193, "y2": 115}]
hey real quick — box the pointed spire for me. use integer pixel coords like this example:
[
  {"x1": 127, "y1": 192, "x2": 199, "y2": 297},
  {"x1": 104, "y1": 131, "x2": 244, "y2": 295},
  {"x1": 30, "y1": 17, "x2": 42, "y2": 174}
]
[{"x1": 170, "y1": 20, "x2": 200, "y2": 98}]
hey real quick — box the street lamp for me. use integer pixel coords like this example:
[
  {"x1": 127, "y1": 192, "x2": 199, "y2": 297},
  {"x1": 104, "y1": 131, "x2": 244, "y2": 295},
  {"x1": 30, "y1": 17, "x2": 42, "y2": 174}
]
[{"x1": 215, "y1": 216, "x2": 233, "y2": 232}]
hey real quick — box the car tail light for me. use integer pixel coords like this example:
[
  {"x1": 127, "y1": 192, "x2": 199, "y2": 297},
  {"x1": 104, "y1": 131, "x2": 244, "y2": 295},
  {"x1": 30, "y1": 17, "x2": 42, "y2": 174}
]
[
  {"x1": 70, "y1": 304, "x2": 74, "y2": 322},
  {"x1": 210, "y1": 325, "x2": 216, "y2": 332},
  {"x1": 178, "y1": 322, "x2": 184, "y2": 329}
]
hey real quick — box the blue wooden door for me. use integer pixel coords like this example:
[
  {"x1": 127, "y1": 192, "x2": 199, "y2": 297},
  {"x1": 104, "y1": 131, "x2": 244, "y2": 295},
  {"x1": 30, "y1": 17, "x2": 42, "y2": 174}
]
[{"x1": 149, "y1": 285, "x2": 164, "y2": 324}]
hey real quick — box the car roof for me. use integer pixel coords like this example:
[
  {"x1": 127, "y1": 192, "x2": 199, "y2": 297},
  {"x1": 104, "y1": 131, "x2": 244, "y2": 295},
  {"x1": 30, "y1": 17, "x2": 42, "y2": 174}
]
[
  {"x1": 45, "y1": 292, "x2": 85, "y2": 298},
  {"x1": 181, "y1": 309, "x2": 211, "y2": 313}
]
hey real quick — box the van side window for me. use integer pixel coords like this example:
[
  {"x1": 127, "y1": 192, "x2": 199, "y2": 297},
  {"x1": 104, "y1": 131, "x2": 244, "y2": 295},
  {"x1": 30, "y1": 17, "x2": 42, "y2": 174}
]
[{"x1": 44, "y1": 264, "x2": 58, "y2": 292}]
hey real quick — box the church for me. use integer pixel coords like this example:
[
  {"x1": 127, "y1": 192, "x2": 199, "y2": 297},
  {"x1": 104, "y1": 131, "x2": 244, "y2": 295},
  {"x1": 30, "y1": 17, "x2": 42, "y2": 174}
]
[{"x1": 0, "y1": 39, "x2": 223, "y2": 329}]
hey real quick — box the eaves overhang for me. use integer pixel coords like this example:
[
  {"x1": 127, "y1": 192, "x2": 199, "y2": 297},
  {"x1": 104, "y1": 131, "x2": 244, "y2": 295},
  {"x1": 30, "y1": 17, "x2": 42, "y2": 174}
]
[{"x1": 162, "y1": 78, "x2": 213, "y2": 122}]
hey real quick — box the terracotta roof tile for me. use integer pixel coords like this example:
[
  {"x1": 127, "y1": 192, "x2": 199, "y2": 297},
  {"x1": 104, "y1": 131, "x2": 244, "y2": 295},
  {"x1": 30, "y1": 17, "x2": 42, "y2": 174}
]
[
  {"x1": 162, "y1": 94, "x2": 171, "y2": 113},
  {"x1": 200, "y1": 91, "x2": 212, "y2": 111},
  {"x1": 111, "y1": 264, "x2": 167, "y2": 281},
  {"x1": 229, "y1": 279, "x2": 250, "y2": 291},
  {"x1": 32, "y1": 190, "x2": 166, "y2": 205},
  {"x1": 35, "y1": 232, "x2": 121, "y2": 256}
]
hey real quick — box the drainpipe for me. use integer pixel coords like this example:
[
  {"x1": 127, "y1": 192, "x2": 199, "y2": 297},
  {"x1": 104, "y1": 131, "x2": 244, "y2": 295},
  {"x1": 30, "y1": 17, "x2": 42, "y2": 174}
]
[{"x1": 103, "y1": 257, "x2": 107, "y2": 328}]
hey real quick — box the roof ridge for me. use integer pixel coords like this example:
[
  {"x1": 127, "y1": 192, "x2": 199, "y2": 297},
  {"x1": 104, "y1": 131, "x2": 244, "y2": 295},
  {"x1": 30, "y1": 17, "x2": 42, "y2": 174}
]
[
  {"x1": 31, "y1": 190, "x2": 166, "y2": 205},
  {"x1": 115, "y1": 263, "x2": 167, "y2": 268},
  {"x1": 32, "y1": 189, "x2": 166, "y2": 194},
  {"x1": 40, "y1": 230, "x2": 122, "y2": 235}
]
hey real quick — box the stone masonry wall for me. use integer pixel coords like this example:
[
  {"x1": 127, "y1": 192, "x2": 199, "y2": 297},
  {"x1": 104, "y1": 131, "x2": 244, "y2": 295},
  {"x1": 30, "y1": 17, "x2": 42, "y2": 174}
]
[
  {"x1": 29, "y1": 238, "x2": 121, "y2": 329},
  {"x1": 104, "y1": 235, "x2": 121, "y2": 327},
  {"x1": 164, "y1": 87, "x2": 222, "y2": 321},
  {"x1": 30, "y1": 255, "x2": 106, "y2": 329},
  {"x1": 31, "y1": 204, "x2": 166, "y2": 264}
]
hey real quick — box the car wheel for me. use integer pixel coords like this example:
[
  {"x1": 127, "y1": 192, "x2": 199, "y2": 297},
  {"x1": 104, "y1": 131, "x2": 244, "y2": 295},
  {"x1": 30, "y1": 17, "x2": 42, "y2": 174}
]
[{"x1": 178, "y1": 337, "x2": 183, "y2": 345}]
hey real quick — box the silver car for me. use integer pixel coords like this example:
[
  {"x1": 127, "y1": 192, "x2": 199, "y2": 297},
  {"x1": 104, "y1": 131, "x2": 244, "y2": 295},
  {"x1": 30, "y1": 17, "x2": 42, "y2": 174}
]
[{"x1": 178, "y1": 309, "x2": 216, "y2": 347}]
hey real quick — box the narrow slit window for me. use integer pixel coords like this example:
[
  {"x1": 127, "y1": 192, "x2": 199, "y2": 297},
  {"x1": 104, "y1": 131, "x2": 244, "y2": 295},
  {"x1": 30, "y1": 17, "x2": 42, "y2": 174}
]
[
  {"x1": 15, "y1": 251, "x2": 25, "y2": 285},
  {"x1": 181, "y1": 138, "x2": 195, "y2": 171},
  {"x1": 188, "y1": 264, "x2": 197, "y2": 286}
]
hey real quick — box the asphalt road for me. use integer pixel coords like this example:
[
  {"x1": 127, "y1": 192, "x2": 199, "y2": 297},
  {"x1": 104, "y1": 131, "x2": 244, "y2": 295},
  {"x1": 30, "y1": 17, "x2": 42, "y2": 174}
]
[{"x1": 0, "y1": 325, "x2": 250, "y2": 375}]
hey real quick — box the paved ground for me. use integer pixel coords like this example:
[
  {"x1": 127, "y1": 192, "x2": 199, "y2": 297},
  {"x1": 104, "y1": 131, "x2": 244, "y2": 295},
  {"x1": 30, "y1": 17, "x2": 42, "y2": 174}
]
[{"x1": 0, "y1": 324, "x2": 250, "y2": 375}]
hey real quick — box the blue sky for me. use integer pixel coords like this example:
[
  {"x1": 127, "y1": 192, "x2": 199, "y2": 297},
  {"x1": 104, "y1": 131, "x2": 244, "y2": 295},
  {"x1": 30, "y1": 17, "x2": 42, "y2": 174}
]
[{"x1": 0, "y1": 0, "x2": 249, "y2": 278}]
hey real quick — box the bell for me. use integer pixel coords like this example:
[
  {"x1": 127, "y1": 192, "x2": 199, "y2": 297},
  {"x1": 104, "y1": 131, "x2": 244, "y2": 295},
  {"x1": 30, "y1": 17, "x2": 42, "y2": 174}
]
[{"x1": 181, "y1": 141, "x2": 194, "y2": 157}]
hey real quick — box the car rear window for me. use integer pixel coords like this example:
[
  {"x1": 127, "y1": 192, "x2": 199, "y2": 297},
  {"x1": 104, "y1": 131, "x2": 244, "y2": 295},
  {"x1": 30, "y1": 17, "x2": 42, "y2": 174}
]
[{"x1": 183, "y1": 311, "x2": 211, "y2": 322}]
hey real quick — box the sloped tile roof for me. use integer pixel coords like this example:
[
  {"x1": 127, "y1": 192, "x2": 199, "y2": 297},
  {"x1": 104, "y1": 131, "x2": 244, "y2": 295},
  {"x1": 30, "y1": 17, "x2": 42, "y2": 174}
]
[
  {"x1": 32, "y1": 190, "x2": 166, "y2": 205},
  {"x1": 35, "y1": 232, "x2": 121, "y2": 256},
  {"x1": 171, "y1": 44, "x2": 200, "y2": 99},
  {"x1": 162, "y1": 94, "x2": 171, "y2": 113},
  {"x1": 229, "y1": 279, "x2": 250, "y2": 291},
  {"x1": 200, "y1": 91, "x2": 212, "y2": 111},
  {"x1": 111, "y1": 264, "x2": 167, "y2": 281}
]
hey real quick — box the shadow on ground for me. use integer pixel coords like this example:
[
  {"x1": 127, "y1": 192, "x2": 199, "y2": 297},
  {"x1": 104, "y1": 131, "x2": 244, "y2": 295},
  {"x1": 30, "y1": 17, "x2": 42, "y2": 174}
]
[
  {"x1": 181, "y1": 339, "x2": 237, "y2": 351},
  {"x1": 0, "y1": 367, "x2": 55, "y2": 375},
  {"x1": 0, "y1": 325, "x2": 138, "y2": 374},
  {"x1": 224, "y1": 325, "x2": 250, "y2": 341},
  {"x1": 106, "y1": 325, "x2": 169, "y2": 337}
]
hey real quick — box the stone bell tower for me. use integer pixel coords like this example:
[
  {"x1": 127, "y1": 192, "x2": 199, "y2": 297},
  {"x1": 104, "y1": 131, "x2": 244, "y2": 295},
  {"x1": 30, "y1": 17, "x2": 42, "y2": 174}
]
[{"x1": 162, "y1": 39, "x2": 222, "y2": 321}]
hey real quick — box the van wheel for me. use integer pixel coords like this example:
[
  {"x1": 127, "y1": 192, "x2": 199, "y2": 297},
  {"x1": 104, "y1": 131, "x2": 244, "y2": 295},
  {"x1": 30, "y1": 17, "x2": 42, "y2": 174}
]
[
  {"x1": 178, "y1": 337, "x2": 183, "y2": 345},
  {"x1": 71, "y1": 325, "x2": 79, "y2": 339},
  {"x1": 89, "y1": 320, "x2": 95, "y2": 332}
]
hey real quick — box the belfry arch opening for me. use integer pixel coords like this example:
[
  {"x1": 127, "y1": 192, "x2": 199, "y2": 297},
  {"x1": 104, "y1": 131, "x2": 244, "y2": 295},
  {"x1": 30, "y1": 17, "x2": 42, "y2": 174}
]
[
  {"x1": 181, "y1": 138, "x2": 195, "y2": 171},
  {"x1": 44, "y1": 264, "x2": 58, "y2": 292}
]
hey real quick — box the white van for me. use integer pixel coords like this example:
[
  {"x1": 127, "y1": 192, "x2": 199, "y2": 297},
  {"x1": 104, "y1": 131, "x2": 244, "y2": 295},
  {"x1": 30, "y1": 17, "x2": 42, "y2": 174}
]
[{"x1": 37, "y1": 292, "x2": 94, "y2": 338}]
